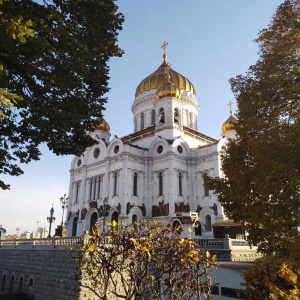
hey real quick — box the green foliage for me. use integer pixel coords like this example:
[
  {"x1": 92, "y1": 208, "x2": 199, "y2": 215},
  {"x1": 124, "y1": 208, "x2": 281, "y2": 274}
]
[
  {"x1": 0, "y1": 0, "x2": 124, "y2": 189},
  {"x1": 76, "y1": 220, "x2": 218, "y2": 300},
  {"x1": 206, "y1": 0, "x2": 300, "y2": 256},
  {"x1": 0, "y1": 0, "x2": 34, "y2": 120}
]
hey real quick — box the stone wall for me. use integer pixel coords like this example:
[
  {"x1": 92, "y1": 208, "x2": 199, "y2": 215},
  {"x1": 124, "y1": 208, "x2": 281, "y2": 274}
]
[
  {"x1": 0, "y1": 238, "x2": 97, "y2": 300},
  {"x1": 0, "y1": 248, "x2": 79, "y2": 300}
]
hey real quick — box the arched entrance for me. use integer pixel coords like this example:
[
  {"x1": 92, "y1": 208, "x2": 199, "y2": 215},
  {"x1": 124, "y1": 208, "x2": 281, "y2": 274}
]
[
  {"x1": 194, "y1": 220, "x2": 202, "y2": 236},
  {"x1": 72, "y1": 217, "x2": 78, "y2": 236},
  {"x1": 132, "y1": 214, "x2": 137, "y2": 230},
  {"x1": 90, "y1": 212, "x2": 98, "y2": 234}
]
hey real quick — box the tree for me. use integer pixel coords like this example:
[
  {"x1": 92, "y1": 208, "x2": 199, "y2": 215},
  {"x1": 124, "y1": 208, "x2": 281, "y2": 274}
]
[
  {"x1": 242, "y1": 251, "x2": 300, "y2": 299},
  {"x1": 75, "y1": 220, "x2": 218, "y2": 300},
  {"x1": 0, "y1": 0, "x2": 34, "y2": 120},
  {"x1": 0, "y1": 0, "x2": 124, "y2": 189},
  {"x1": 206, "y1": 0, "x2": 300, "y2": 256}
]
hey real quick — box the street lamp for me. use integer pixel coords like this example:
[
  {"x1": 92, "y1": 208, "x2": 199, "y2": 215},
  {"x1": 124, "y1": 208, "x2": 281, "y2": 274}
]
[
  {"x1": 60, "y1": 194, "x2": 69, "y2": 234},
  {"x1": 47, "y1": 204, "x2": 55, "y2": 237},
  {"x1": 101, "y1": 197, "x2": 109, "y2": 233}
]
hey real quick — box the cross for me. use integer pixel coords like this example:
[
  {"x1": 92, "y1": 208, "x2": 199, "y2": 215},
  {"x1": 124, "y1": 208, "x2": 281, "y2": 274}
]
[
  {"x1": 161, "y1": 41, "x2": 168, "y2": 58},
  {"x1": 227, "y1": 101, "x2": 233, "y2": 115}
]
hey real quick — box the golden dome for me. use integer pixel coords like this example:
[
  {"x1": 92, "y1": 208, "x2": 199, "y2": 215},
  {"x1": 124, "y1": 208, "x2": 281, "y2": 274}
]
[
  {"x1": 155, "y1": 75, "x2": 181, "y2": 100},
  {"x1": 222, "y1": 115, "x2": 237, "y2": 133},
  {"x1": 135, "y1": 60, "x2": 196, "y2": 97},
  {"x1": 94, "y1": 118, "x2": 110, "y2": 132}
]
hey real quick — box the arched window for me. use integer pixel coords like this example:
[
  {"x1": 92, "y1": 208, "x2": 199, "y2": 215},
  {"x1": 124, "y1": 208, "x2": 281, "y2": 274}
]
[
  {"x1": 90, "y1": 212, "x2": 98, "y2": 234},
  {"x1": 89, "y1": 179, "x2": 93, "y2": 200},
  {"x1": 93, "y1": 178, "x2": 97, "y2": 200},
  {"x1": 133, "y1": 172, "x2": 138, "y2": 196},
  {"x1": 174, "y1": 108, "x2": 179, "y2": 125},
  {"x1": 132, "y1": 214, "x2": 138, "y2": 231},
  {"x1": 97, "y1": 177, "x2": 101, "y2": 199},
  {"x1": 194, "y1": 221, "x2": 202, "y2": 236},
  {"x1": 75, "y1": 182, "x2": 80, "y2": 204},
  {"x1": 159, "y1": 108, "x2": 165, "y2": 124},
  {"x1": 9, "y1": 275, "x2": 14, "y2": 293},
  {"x1": 113, "y1": 172, "x2": 118, "y2": 196},
  {"x1": 203, "y1": 173, "x2": 209, "y2": 197},
  {"x1": 18, "y1": 277, "x2": 23, "y2": 292},
  {"x1": 72, "y1": 217, "x2": 78, "y2": 237},
  {"x1": 178, "y1": 172, "x2": 183, "y2": 196},
  {"x1": 159, "y1": 172, "x2": 163, "y2": 196},
  {"x1": 205, "y1": 215, "x2": 212, "y2": 232},
  {"x1": 151, "y1": 109, "x2": 156, "y2": 125},
  {"x1": 1, "y1": 274, "x2": 6, "y2": 292},
  {"x1": 141, "y1": 112, "x2": 145, "y2": 129}
]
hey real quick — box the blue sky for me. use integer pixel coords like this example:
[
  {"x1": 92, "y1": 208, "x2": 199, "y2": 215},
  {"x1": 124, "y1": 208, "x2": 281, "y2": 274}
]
[{"x1": 0, "y1": 0, "x2": 283, "y2": 235}]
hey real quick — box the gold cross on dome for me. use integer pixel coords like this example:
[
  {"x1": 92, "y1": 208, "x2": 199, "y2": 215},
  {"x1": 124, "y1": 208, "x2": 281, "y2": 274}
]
[
  {"x1": 161, "y1": 41, "x2": 168, "y2": 59},
  {"x1": 227, "y1": 101, "x2": 233, "y2": 115}
]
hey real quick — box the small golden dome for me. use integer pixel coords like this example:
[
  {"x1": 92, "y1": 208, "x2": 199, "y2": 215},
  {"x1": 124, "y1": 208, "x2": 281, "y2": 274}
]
[
  {"x1": 222, "y1": 115, "x2": 237, "y2": 133},
  {"x1": 135, "y1": 60, "x2": 196, "y2": 97},
  {"x1": 155, "y1": 75, "x2": 181, "y2": 100},
  {"x1": 94, "y1": 118, "x2": 110, "y2": 132}
]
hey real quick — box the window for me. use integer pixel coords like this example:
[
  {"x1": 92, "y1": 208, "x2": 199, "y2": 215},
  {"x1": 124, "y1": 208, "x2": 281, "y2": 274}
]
[
  {"x1": 97, "y1": 177, "x2": 101, "y2": 199},
  {"x1": 133, "y1": 172, "x2": 138, "y2": 196},
  {"x1": 157, "y1": 145, "x2": 163, "y2": 154},
  {"x1": 72, "y1": 217, "x2": 78, "y2": 237},
  {"x1": 204, "y1": 184, "x2": 209, "y2": 197},
  {"x1": 114, "y1": 145, "x2": 119, "y2": 154},
  {"x1": 89, "y1": 179, "x2": 93, "y2": 200},
  {"x1": 151, "y1": 109, "x2": 156, "y2": 125},
  {"x1": 221, "y1": 287, "x2": 247, "y2": 299},
  {"x1": 174, "y1": 108, "x2": 179, "y2": 125},
  {"x1": 159, "y1": 108, "x2": 165, "y2": 124},
  {"x1": 203, "y1": 173, "x2": 209, "y2": 197},
  {"x1": 75, "y1": 182, "x2": 80, "y2": 204},
  {"x1": 141, "y1": 112, "x2": 145, "y2": 129},
  {"x1": 177, "y1": 145, "x2": 183, "y2": 154},
  {"x1": 159, "y1": 172, "x2": 163, "y2": 196},
  {"x1": 134, "y1": 117, "x2": 137, "y2": 132},
  {"x1": 113, "y1": 172, "x2": 118, "y2": 196},
  {"x1": 93, "y1": 147, "x2": 100, "y2": 158},
  {"x1": 93, "y1": 178, "x2": 97, "y2": 200},
  {"x1": 189, "y1": 112, "x2": 193, "y2": 128},
  {"x1": 205, "y1": 215, "x2": 212, "y2": 232},
  {"x1": 178, "y1": 172, "x2": 183, "y2": 196}
]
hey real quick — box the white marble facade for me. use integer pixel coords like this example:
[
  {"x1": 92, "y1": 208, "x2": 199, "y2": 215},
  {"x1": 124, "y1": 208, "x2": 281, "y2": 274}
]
[{"x1": 65, "y1": 55, "x2": 236, "y2": 238}]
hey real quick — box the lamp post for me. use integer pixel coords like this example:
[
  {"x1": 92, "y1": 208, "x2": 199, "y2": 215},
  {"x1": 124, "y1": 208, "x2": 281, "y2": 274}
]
[
  {"x1": 102, "y1": 197, "x2": 109, "y2": 233},
  {"x1": 60, "y1": 194, "x2": 69, "y2": 236},
  {"x1": 47, "y1": 204, "x2": 55, "y2": 237}
]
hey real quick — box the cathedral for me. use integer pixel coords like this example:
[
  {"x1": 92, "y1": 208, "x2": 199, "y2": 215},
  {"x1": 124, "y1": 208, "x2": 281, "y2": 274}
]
[{"x1": 65, "y1": 45, "x2": 238, "y2": 239}]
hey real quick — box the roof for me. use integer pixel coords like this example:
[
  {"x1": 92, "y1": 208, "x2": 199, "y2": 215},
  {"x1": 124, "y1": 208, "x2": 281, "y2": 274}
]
[{"x1": 212, "y1": 220, "x2": 242, "y2": 227}]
